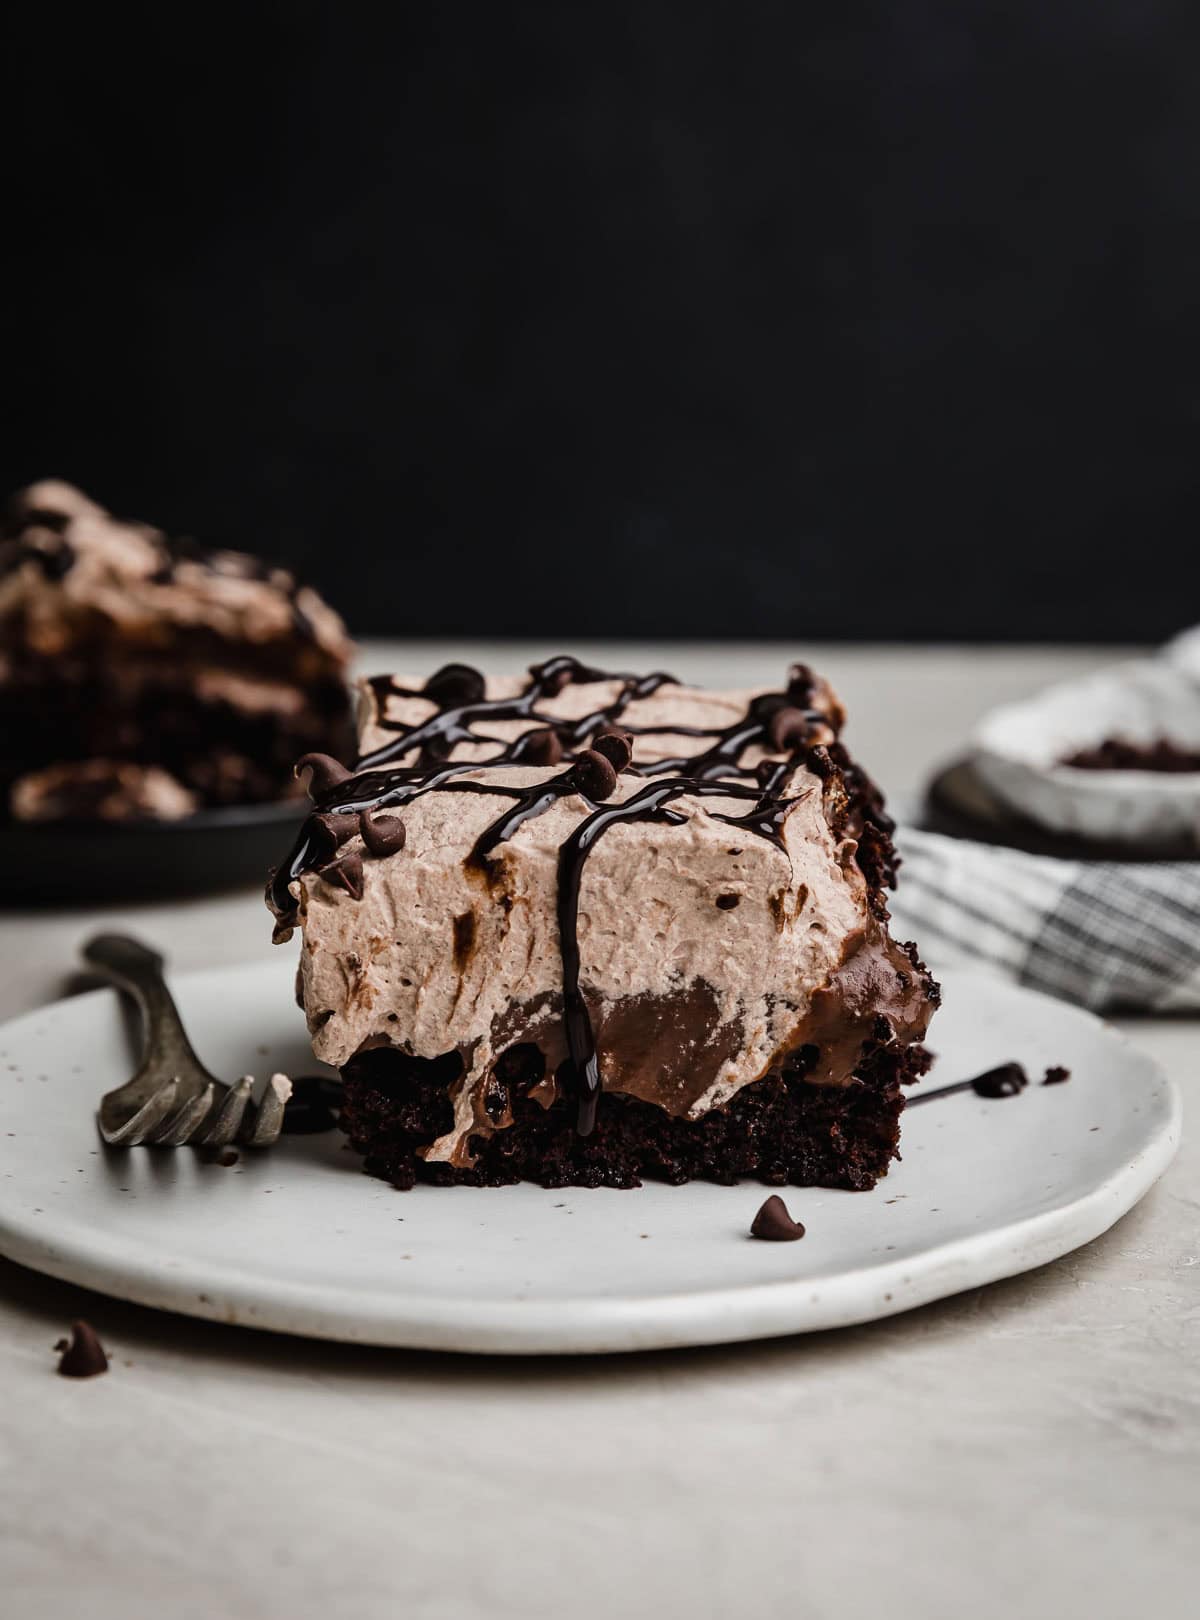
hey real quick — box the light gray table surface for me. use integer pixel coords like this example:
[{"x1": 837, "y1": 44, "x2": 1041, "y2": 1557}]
[{"x1": 2, "y1": 643, "x2": 1196, "y2": 1620}]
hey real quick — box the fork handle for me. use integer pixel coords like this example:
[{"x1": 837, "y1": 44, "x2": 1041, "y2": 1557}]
[{"x1": 82, "y1": 933, "x2": 207, "y2": 1076}]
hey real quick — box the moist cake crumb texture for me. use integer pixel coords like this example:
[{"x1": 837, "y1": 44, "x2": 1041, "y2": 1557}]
[{"x1": 268, "y1": 656, "x2": 939, "y2": 1189}]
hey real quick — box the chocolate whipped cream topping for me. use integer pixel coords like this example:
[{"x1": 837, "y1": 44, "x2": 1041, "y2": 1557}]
[
  {"x1": 0, "y1": 480, "x2": 351, "y2": 671},
  {"x1": 269, "y1": 658, "x2": 936, "y2": 1164}
]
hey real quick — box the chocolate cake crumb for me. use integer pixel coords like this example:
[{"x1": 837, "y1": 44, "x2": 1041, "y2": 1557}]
[
  {"x1": 281, "y1": 1074, "x2": 342, "y2": 1134},
  {"x1": 750, "y1": 1194, "x2": 806, "y2": 1241},
  {"x1": 55, "y1": 1320, "x2": 109, "y2": 1378},
  {"x1": 199, "y1": 1146, "x2": 240, "y2": 1166},
  {"x1": 1043, "y1": 1065, "x2": 1071, "y2": 1085},
  {"x1": 1062, "y1": 738, "x2": 1200, "y2": 773}
]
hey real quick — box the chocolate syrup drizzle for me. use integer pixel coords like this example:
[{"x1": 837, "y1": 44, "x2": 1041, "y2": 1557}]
[
  {"x1": 906, "y1": 1061, "x2": 1042, "y2": 1106},
  {"x1": 269, "y1": 656, "x2": 834, "y2": 1134}
]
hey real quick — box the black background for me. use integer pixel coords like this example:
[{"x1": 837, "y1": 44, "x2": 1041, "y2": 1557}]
[{"x1": 3, "y1": 3, "x2": 1198, "y2": 641}]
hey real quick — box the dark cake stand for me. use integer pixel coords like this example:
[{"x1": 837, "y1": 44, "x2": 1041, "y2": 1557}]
[{"x1": 0, "y1": 798, "x2": 307, "y2": 905}]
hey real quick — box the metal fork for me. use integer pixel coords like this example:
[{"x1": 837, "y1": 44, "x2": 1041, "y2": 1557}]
[{"x1": 85, "y1": 933, "x2": 292, "y2": 1148}]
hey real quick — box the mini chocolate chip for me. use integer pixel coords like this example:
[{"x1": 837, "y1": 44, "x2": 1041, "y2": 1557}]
[
  {"x1": 786, "y1": 663, "x2": 817, "y2": 704},
  {"x1": 310, "y1": 810, "x2": 361, "y2": 860},
  {"x1": 512, "y1": 727, "x2": 564, "y2": 766},
  {"x1": 971, "y1": 1062, "x2": 1029, "y2": 1098},
  {"x1": 295, "y1": 752, "x2": 353, "y2": 798},
  {"x1": 715, "y1": 892, "x2": 740, "y2": 910},
  {"x1": 592, "y1": 727, "x2": 633, "y2": 772},
  {"x1": 423, "y1": 662, "x2": 486, "y2": 707},
  {"x1": 359, "y1": 810, "x2": 407, "y2": 858},
  {"x1": 56, "y1": 1320, "x2": 109, "y2": 1378},
  {"x1": 320, "y1": 851, "x2": 364, "y2": 899},
  {"x1": 1042, "y1": 1065, "x2": 1071, "y2": 1086},
  {"x1": 750, "y1": 691, "x2": 789, "y2": 720},
  {"x1": 199, "y1": 1146, "x2": 240, "y2": 1167},
  {"x1": 574, "y1": 748, "x2": 618, "y2": 801},
  {"x1": 767, "y1": 706, "x2": 816, "y2": 752},
  {"x1": 750, "y1": 1195, "x2": 805, "y2": 1242}
]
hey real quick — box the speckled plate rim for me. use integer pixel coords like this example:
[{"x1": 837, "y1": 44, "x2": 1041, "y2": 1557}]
[{"x1": 0, "y1": 964, "x2": 1182, "y2": 1355}]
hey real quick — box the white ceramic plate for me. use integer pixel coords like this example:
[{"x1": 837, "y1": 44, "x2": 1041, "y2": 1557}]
[
  {"x1": 973, "y1": 659, "x2": 1200, "y2": 848},
  {"x1": 0, "y1": 960, "x2": 1180, "y2": 1355}
]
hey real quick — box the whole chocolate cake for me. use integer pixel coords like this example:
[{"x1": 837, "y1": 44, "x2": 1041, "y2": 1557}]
[
  {"x1": 268, "y1": 657, "x2": 938, "y2": 1189},
  {"x1": 0, "y1": 481, "x2": 354, "y2": 820}
]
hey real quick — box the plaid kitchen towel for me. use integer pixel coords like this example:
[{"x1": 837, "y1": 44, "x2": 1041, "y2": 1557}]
[{"x1": 890, "y1": 826, "x2": 1200, "y2": 1013}]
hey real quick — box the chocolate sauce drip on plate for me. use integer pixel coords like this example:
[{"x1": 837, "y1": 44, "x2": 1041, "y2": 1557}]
[
  {"x1": 907, "y1": 1061, "x2": 1031, "y2": 1106},
  {"x1": 270, "y1": 656, "x2": 829, "y2": 1134}
]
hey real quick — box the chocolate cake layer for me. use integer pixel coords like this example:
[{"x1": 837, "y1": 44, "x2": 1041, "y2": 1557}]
[
  {"x1": 339, "y1": 1033, "x2": 932, "y2": 1191},
  {"x1": 0, "y1": 481, "x2": 354, "y2": 818},
  {"x1": 270, "y1": 656, "x2": 939, "y2": 1189}
]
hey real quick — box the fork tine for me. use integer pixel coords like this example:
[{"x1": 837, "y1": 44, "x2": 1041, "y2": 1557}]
[
  {"x1": 242, "y1": 1073, "x2": 292, "y2": 1146},
  {"x1": 99, "y1": 1078, "x2": 181, "y2": 1147},
  {"x1": 201, "y1": 1076, "x2": 254, "y2": 1146},
  {"x1": 151, "y1": 1082, "x2": 217, "y2": 1147}
]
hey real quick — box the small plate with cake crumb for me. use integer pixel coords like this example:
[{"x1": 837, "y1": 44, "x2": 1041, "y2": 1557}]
[
  {"x1": 973, "y1": 658, "x2": 1200, "y2": 851},
  {"x1": 0, "y1": 958, "x2": 1179, "y2": 1354}
]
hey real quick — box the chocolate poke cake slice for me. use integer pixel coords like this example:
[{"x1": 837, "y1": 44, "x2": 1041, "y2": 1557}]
[
  {"x1": 268, "y1": 657, "x2": 938, "y2": 1190},
  {"x1": 0, "y1": 480, "x2": 354, "y2": 819}
]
